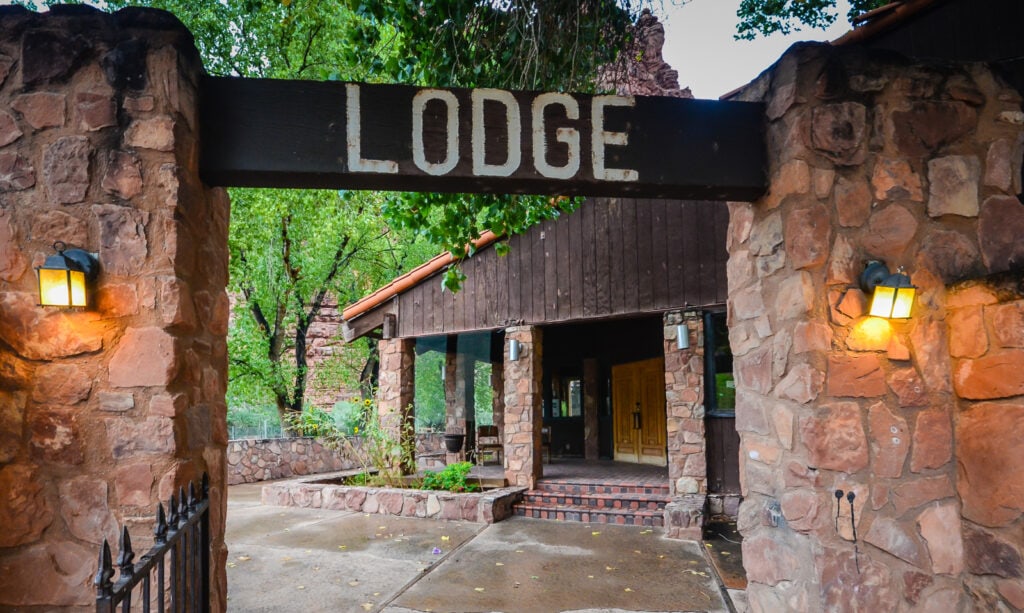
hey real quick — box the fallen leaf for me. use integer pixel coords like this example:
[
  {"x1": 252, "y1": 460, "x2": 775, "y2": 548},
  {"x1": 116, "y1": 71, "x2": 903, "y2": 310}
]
[
  {"x1": 441, "y1": 535, "x2": 450, "y2": 542},
  {"x1": 237, "y1": 556, "x2": 251, "y2": 562},
  {"x1": 530, "y1": 576, "x2": 539, "y2": 580},
  {"x1": 495, "y1": 562, "x2": 504, "y2": 566},
  {"x1": 516, "y1": 550, "x2": 524, "y2": 553},
  {"x1": 605, "y1": 566, "x2": 617, "y2": 571},
  {"x1": 349, "y1": 581, "x2": 360, "y2": 587},
  {"x1": 360, "y1": 604, "x2": 373, "y2": 611},
  {"x1": 587, "y1": 575, "x2": 594, "y2": 579},
  {"x1": 373, "y1": 592, "x2": 380, "y2": 596},
  {"x1": 281, "y1": 556, "x2": 293, "y2": 562},
  {"x1": 633, "y1": 550, "x2": 642, "y2": 554},
  {"x1": 591, "y1": 531, "x2": 601, "y2": 536},
  {"x1": 297, "y1": 586, "x2": 305, "y2": 590},
  {"x1": 304, "y1": 549, "x2": 311, "y2": 553},
  {"x1": 624, "y1": 588, "x2": 633, "y2": 592},
  {"x1": 721, "y1": 551, "x2": 731, "y2": 556},
  {"x1": 338, "y1": 545, "x2": 347, "y2": 550},
  {"x1": 227, "y1": 562, "x2": 237, "y2": 568},
  {"x1": 379, "y1": 526, "x2": 387, "y2": 530},
  {"x1": 474, "y1": 587, "x2": 485, "y2": 592},
  {"x1": 658, "y1": 555, "x2": 666, "y2": 559}
]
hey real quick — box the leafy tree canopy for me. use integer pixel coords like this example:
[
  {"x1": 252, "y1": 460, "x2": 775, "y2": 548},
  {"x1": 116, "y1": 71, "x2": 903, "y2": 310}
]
[{"x1": 735, "y1": 0, "x2": 889, "y2": 40}]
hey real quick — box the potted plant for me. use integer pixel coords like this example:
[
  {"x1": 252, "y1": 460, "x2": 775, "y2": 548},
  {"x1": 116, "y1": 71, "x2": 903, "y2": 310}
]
[{"x1": 443, "y1": 429, "x2": 465, "y2": 453}]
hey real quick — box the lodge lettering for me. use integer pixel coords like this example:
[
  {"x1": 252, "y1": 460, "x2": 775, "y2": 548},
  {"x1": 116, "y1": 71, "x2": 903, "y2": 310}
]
[
  {"x1": 344, "y1": 83, "x2": 638, "y2": 182},
  {"x1": 201, "y1": 77, "x2": 768, "y2": 199}
]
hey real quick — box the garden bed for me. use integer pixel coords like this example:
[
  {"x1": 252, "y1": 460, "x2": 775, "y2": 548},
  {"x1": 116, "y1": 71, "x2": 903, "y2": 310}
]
[{"x1": 261, "y1": 469, "x2": 527, "y2": 524}]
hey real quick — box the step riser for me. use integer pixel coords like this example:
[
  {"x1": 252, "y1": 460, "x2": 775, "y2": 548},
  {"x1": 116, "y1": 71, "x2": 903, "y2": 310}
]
[
  {"x1": 523, "y1": 494, "x2": 667, "y2": 511},
  {"x1": 513, "y1": 507, "x2": 664, "y2": 527},
  {"x1": 535, "y1": 483, "x2": 670, "y2": 496}
]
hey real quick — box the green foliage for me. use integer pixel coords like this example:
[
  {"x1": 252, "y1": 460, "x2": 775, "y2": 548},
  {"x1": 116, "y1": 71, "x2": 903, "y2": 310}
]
[
  {"x1": 420, "y1": 462, "x2": 480, "y2": 493},
  {"x1": 735, "y1": 0, "x2": 888, "y2": 40},
  {"x1": 282, "y1": 398, "x2": 417, "y2": 487},
  {"x1": 414, "y1": 351, "x2": 446, "y2": 431}
]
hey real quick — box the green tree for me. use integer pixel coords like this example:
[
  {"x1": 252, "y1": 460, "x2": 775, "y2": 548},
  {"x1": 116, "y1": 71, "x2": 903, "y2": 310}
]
[{"x1": 735, "y1": 0, "x2": 888, "y2": 40}]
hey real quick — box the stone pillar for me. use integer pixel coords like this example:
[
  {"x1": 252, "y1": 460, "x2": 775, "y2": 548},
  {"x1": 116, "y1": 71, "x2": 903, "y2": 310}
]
[
  {"x1": 582, "y1": 358, "x2": 600, "y2": 460},
  {"x1": 728, "y1": 43, "x2": 1024, "y2": 611},
  {"x1": 662, "y1": 310, "x2": 706, "y2": 539},
  {"x1": 443, "y1": 348, "x2": 468, "y2": 462},
  {"x1": 503, "y1": 326, "x2": 543, "y2": 488},
  {"x1": 376, "y1": 337, "x2": 415, "y2": 473},
  {"x1": 0, "y1": 7, "x2": 229, "y2": 610}
]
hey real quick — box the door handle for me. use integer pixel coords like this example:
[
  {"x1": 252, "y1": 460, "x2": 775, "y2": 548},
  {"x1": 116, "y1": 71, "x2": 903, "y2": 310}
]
[{"x1": 633, "y1": 403, "x2": 642, "y2": 430}]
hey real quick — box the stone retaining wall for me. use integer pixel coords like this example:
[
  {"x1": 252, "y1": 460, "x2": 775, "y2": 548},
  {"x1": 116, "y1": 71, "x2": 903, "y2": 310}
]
[
  {"x1": 227, "y1": 433, "x2": 448, "y2": 485},
  {"x1": 261, "y1": 474, "x2": 525, "y2": 524}
]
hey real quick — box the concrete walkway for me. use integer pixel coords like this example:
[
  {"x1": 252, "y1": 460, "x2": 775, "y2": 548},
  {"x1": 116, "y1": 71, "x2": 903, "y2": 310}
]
[{"x1": 227, "y1": 482, "x2": 735, "y2": 613}]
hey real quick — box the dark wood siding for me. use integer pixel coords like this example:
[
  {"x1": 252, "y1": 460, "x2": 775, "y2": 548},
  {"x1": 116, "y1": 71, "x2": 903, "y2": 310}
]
[{"x1": 395, "y1": 198, "x2": 728, "y2": 337}]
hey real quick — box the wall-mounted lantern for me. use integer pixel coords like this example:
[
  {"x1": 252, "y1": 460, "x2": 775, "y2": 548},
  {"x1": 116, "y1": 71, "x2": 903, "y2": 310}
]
[
  {"x1": 36, "y1": 241, "x2": 99, "y2": 308},
  {"x1": 859, "y1": 260, "x2": 915, "y2": 319},
  {"x1": 676, "y1": 323, "x2": 690, "y2": 350},
  {"x1": 509, "y1": 339, "x2": 521, "y2": 361}
]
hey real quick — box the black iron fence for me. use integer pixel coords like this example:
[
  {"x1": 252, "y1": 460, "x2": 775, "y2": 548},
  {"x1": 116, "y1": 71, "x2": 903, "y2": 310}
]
[{"x1": 94, "y1": 474, "x2": 210, "y2": 613}]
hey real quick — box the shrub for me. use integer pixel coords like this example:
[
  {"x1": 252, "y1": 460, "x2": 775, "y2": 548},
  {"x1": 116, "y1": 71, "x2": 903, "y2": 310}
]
[{"x1": 420, "y1": 462, "x2": 479, "y2": 493}]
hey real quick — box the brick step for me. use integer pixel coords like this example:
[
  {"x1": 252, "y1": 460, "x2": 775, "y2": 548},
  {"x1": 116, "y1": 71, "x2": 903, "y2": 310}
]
[
  {"x1": 513, "y1": 502, "x2": 665, "y2": 527},
  {"x1": 533, "y1": 481, "x2": 671, "y2": 497},
  {"x1": 522, "y1": 491, "x2": 670, "y2": 511}
]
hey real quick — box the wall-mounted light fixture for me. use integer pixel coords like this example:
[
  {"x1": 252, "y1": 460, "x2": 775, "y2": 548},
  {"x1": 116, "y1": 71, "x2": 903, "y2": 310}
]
[
  {"x1": 676, "y1": 324, "x2": 690, "y2": 350},
  {"x1": 859, "y1": 260, "x2": 915, "y2": 319},
  {"x1": 508, "y1": 339, "x2": 521, "y2": 361},
  {"x1": 36, "y1": 241, "x2": 98, "y2": 308}
]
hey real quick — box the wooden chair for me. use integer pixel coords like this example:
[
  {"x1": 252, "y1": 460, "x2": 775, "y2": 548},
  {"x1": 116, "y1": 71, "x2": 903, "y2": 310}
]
[{"x1": 475, "y1": 425, "x2": 503, "y2": 465}]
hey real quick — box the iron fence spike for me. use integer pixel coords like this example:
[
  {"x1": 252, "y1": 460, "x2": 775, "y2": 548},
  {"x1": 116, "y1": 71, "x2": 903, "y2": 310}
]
[
  {"x1": 168, "y1": 493, "x2": 179, "y2": 526},
  {"x1": 155, "y1": 503, "x2": 168, "y2": 543},
  {"x1": 187, "y1": 481, "x2": 197, "y2": 511},
  {"x1": 116, "y1": 526, "x2": 135, "y2": 575},
  {"x1": 93, "y1": 538, "x2": 114, "y2": 593}
]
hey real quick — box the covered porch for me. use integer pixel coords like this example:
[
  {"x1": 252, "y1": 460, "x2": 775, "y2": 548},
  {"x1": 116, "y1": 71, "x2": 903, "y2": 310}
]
[{"x1": 343, "y1": 197, "x2": 740, "y2": 537}]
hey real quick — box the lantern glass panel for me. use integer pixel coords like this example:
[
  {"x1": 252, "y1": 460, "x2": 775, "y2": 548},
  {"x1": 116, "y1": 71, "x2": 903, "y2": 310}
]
[
  {"x1": 890, "y1": 286, "x2": 915, "y2": 319},
  {"x1": 39, "y1": 268, "x2": 71, "y2": 306},
  {"x1": 868, "y1": 285, "x2": 896, "y2": 318}
]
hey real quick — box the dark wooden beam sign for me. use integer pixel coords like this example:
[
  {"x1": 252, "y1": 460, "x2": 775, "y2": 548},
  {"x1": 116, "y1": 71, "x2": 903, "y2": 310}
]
[{"x1": 200, "y1": 76, "x2": 766, "y2": 200}]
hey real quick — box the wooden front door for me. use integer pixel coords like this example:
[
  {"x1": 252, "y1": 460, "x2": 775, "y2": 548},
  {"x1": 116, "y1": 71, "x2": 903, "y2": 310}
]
[{"x1": 611, "y1": 357, "x2": 667, "y2": 465}]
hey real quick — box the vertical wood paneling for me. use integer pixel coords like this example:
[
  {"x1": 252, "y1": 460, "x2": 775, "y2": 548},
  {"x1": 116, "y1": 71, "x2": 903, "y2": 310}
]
[
  {"x1": 621, "y1": 198, "x2": 639, "y2": 314},
  {"x1": 666, "y1": 201, "x2": 685, "y2": 306},
  {"x1": 581, "y1": 201, "x2": 597, "y2": 317},
  {"x1": 594, "y1": 199, "x2": 611, "y2": 315},
  {"x1": 650, "y1": 199, "x2": 669, "y2": 309},
  {"x1": 608, "y1": 198, "x2": 624, "y2": 314},
  {"x1": 385, "y1": 198, "x2": 728, "y2": 337},
  {"x1": 713, "y1": 205, "x2": 729, "y2": 304},
  {"x1": 682, "y1": 201, "x2": 701, "y2": 307},
  {"x1": 532, "y1": 221, "x2": 547, "y2": 321},
  {"x1": 508, "y1": 233, "x2": 522, "y2": 322},
  {"x1": 636, "y1": 199, "x2": 654, "y2": 309},
  {"x1": 697, "y1": 202, "x2": 716, "y2": 306},
  {"x1": 544, "y1": 219, "x2": 558, "y2": 318},
  {"x1": 567, "y1": 205, "x2": 581, "y2": 318},
  {"x1": 556, "y1": 210, "x2": 571, "y2": 321}
]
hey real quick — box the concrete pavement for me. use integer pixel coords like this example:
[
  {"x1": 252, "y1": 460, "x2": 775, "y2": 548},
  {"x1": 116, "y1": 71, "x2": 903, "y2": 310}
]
[{"x1": 226, "y1": 482, "x2": 733, "y2": 613}]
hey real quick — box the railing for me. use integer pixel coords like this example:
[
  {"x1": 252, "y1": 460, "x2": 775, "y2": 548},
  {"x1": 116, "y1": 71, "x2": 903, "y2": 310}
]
[{"x1": 95, "y1": 474, "x2": 210, "y2": 613}]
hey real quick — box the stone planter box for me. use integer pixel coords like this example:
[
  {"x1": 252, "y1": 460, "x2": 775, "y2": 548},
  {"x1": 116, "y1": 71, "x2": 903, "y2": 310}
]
[{"x1": 260, "y1": 471, "x2": 527, "y2": 524}]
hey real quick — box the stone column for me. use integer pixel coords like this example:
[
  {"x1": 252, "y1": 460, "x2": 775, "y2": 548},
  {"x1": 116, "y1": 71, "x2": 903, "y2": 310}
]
[
  {"x1": 662, "y1": 310, "x2": 706, "y2": 539},
  {"x1": 443, "y1": 348, "x2": 468, "y2": 462},
  {"x1": 728, "y1": 43, "x2": 1024, "y2": 611},
  {"x1": 503, "y1": 326, "x2": 543, "y2": 488},
  {"x1": 582, "y1": 358, "x2": 600, "y2": 460},
  {"x1": 0, "y1": 7, "x2": 229, "y2": 609},
  {"x1": 376, "y1": 337, "x2": 415, "y2": 473}
]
